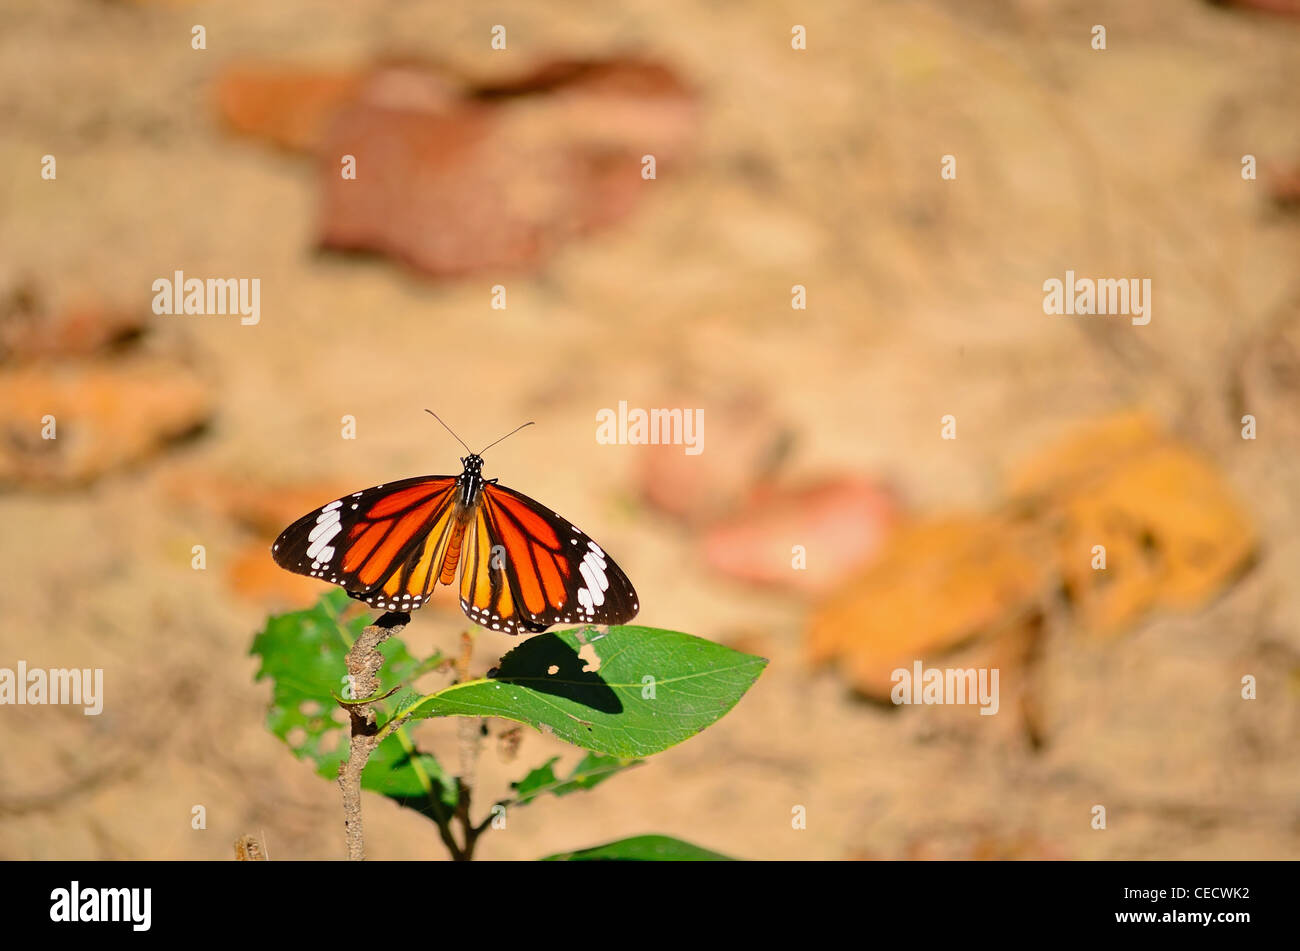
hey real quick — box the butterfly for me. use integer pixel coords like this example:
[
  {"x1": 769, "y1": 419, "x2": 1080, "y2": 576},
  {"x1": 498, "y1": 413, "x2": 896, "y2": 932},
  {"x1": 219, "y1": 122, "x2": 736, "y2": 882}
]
[{"x1": 271, "y1": 413, "x2": 639, "y2": 634}]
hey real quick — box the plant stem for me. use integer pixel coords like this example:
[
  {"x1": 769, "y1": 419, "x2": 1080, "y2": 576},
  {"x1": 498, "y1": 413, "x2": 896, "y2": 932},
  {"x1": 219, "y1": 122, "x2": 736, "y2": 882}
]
[
  {"x1": 338, "y1": 610, "x2": 408, "y2": 861},
  {"x1": 450, "y1": 631, "x2": 486, "y2": 861}
]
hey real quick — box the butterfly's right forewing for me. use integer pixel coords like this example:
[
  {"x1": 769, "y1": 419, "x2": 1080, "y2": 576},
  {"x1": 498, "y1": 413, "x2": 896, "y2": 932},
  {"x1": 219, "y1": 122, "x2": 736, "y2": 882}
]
[{"x1": 271, "y1": 475, "x2": 460, "y2": 611}]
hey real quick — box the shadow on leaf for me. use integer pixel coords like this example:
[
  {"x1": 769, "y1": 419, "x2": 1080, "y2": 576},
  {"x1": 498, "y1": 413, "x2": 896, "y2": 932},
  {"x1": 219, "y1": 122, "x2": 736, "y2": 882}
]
[{"x1": 489, "y1": 633, "x2": 623, "y2": 714}]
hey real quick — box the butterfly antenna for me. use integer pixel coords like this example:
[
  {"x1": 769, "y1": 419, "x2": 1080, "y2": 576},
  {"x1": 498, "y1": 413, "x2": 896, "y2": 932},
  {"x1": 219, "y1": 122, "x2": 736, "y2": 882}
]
[
  {"x1": 478, "y1": 421, "x2": 535, "y2": 455},
  {"x1": 424, "y1": 410, "x2": 472, "y2": 455}
]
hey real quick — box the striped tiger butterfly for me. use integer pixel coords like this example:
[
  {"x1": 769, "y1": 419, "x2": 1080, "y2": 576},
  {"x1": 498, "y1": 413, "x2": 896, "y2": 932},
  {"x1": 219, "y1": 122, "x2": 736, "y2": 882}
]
[{"x1": 271, "y1": 413, "x2": 639, "y2": 634}]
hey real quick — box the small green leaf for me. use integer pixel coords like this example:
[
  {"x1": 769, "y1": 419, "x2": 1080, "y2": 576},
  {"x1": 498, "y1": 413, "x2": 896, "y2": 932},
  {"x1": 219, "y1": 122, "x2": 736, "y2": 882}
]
[
  {"x1": 510, "y1": 752, "x2": 640, "y2": 806},
  {"x1": 250, "y1": 591, "x2": 456, "y2": 813},
  {"x1": 541, "y1": 834, "x2": 735, "y2": 861},
  {"x1": 404, "y1": 625, "x2": 767, "y2": 757}
]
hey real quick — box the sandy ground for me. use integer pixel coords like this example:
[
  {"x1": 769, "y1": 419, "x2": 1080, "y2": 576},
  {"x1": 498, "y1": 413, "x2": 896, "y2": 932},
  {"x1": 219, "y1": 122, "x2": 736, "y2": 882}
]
[{"x1": 0, "y1": 0, "x2": 1297, "y2": 860}]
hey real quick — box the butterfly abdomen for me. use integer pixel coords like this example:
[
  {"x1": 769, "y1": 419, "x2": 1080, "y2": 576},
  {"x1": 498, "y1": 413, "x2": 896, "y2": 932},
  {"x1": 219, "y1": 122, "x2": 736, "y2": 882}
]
[{"x1": 439, "y1": 516, "x2": 468, "y2": 585}]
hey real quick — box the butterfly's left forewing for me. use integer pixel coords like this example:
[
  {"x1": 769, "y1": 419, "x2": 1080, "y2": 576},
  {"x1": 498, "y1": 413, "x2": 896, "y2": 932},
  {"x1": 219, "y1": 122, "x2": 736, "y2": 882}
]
[{"x1": 460, "y1": 483, "x2": 639, "y2": 633}]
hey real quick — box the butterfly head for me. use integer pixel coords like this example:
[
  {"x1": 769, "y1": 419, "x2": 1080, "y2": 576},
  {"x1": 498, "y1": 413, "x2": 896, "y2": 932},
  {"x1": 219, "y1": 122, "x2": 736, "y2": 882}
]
[{"x1": 460, "y1": 454, "x2": 485, "y2": 476}]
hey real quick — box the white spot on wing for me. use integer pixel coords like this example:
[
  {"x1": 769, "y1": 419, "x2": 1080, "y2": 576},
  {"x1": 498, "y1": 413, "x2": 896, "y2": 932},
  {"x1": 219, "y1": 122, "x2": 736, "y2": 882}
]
[{"x1": 582, "y1": 550, "x2": 609, "y2": 590}]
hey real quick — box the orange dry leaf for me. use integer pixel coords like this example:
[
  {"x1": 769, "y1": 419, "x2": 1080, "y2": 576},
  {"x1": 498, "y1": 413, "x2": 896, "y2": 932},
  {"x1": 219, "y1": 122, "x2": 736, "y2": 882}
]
[
  {"x1": 809, "y1": 411, "x2": 1258, "y2": 703},
  {"x1": 213, "y1": 65, "x2": 369, "y2": 153},
  {"x1": 807, "y1": 513, "x2": 1049, "y2": 697},
  {"x1": 1011, "y1": 419, "x2": 1257, "y2": 635},
  {"x1": 1004, "y1": 410, "x2": 1160, "y2": 499},
  {"x1": 0, "y1": 360, "x2": 210, "y2": 488}
]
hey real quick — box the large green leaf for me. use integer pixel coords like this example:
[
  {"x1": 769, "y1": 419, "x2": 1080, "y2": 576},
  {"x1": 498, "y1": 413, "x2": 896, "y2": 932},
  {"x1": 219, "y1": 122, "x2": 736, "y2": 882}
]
[
  {"x1": 250, "y1": 591, "x2": 456, "y2": 814},
  {"x1": 402, "y1": 625, "x2": 767, "y2": 757},
  {"x1": 541, "y1": 834, "x2": 735, "y2": 861},
  {"x1": 509, "y1": 752, "x2": 640, "y2": 806}
]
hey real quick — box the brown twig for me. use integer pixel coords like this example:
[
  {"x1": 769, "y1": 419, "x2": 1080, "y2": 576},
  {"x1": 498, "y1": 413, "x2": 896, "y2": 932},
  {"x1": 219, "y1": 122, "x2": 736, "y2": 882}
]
[
  {"x1": 449, "y1": 630, "x2": 489, "y2": 861},
  {"x1": 338, "y1": 610, "x2": 409, "y2": 861}
]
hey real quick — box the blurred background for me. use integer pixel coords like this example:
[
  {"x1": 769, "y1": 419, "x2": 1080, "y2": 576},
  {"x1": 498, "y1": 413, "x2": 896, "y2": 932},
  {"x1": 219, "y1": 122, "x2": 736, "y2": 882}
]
[{"x1": 0, "y1": 0, "x2": 1297, "y2": 860}]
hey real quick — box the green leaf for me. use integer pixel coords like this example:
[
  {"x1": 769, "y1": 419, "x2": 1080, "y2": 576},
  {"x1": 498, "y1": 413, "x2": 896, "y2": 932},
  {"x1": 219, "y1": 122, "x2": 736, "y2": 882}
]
[
  {"x1": 403, "y1": 625, "x2": 767, "y2": 757},
  {"x1": 250, "y1": 590, "x2": 456, "y2": 814},
  {"x1": 509, "y1": 752, "x2": 640, "y2": 806},
  {"x1": 541, "y1": 834, "x2": 735, "y2": 861}
]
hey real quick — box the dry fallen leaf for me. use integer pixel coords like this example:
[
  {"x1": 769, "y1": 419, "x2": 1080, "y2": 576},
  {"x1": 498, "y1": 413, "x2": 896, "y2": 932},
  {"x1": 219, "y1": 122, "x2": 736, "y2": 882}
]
[
  {"x1": 0, "y1": 359, "x2": 211, "y2": 488},
  {"x1": 1206, "y1": 0, "x2": 1300, "y2": 20},
  {"x1": 807, "y1": 513, "x2": 1049, "y2": 698},
  {"x1": 809, "y1": 411, "x2": 1257, "y2": 709},
  {"x1": 1270, "y1": 161, "x2": 1300, "y2": 210},
  {"x1": 1004, "y1": 410, "x2": 1160, "y2": 500},
  {"x1": 701, "y1": 477, "x2": 899, "y2": 595},
  {"x1": 214, "y1": 57, "x2": 698, "y2": 277},
  {"x1": 214, "y1": 65, "x2": 369, "y2": 153},
  {"x1": 1012, "y1": 423, "x2": 1257, "y2": 636},
  {"x1": 316, "y1": 59, "x2": 696, "y2": 276}
]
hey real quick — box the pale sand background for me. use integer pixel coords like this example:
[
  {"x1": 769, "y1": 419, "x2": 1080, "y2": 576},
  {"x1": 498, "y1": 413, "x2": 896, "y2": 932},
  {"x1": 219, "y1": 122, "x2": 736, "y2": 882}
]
[{"x1": 0, "y1": 0, "x2": 1297, "y2": 859}]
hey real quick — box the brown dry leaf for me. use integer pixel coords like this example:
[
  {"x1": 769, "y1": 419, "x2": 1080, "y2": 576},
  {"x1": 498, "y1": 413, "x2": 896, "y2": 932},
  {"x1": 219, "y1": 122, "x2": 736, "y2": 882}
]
[
  {"x1": 314, "y1": 59, "x2": 697, "y2": 277},
  {"x1": 215, "y1": 57, "x2": 697, "y2": 276},
  {"x1": 701, "y1": 477, "x2": 899, "y2": 595},
  {"x1": 1270, "y1": 161, "x2": 1300, "y2": 210},
  {"x1": 316, "y1": 100, "x2": 534, "y2": 276},
  {"x1": 0, "y1": 359, "x2": 210, "y2": 488},
  {"x1": 807, "y1": 513, "x2": 1049, "y2": 698},
  {"x1": 1208, "y1": 0, "x2": 1300, "y2": 20}
]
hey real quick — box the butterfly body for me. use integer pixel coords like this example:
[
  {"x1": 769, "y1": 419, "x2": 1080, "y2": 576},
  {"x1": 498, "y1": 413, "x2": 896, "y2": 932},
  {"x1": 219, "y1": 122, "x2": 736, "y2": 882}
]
[{"x1": 271, "y1": 453, "x2": 639, "y2": 634}]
